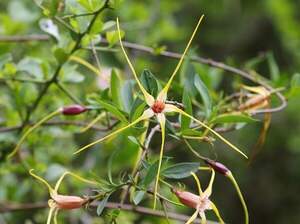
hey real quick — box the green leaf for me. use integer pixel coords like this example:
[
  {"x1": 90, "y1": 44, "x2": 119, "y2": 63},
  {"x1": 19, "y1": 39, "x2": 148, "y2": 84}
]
[
  {"x1": 127, "y1": 136, "x2": 140, "y2": 146},
  {"x1": 162, "y1": 162, "x2": 200, "y2": 179},
  {"x1": 142, "y1": 161, "x2": 158, "y2": 188},
  {"x1": 0, "y1": 53, "x2": 12, "y2": 70},
  {"x1": 96, "y1": 99, "x2": 128, "y2": 123},
  {"x1": 110, "y1": 69, "x2": 123, "y2": 109},
  {"x1": 211, "y1": 113, "x2": 258, "y2": 124},
  {"x1": 181, "y1": 89, "x2": 192, "y2": 131},
  {"x1": 180, "y1": 129, "x2": 202, "y2": 137},
  {"x1": 97, "y1": 194, "x2": 110, "y2": 216},
  {"x1": 129, "y1": 98, "x2": 146, "y2": 121},
  {"x1": 194, "y1": 74, "x2": 212, "y2": 118},
  {"x1": 140, "y1": 69, "x2": 159, "y2": 97},
  {"x1": 39, "y1": 19, "x2": 60, "y2": 41},
  {"x1": 54, "y1": 48, "x2": 68, "y2": 64},
  {"x1": 133, "y1": 190, "x2": 145, "y2": 205},
  {"x1": 106, "y1": 30, "x2": 124, "y2": 46},
  {"x1": 121, "y1": 80, "x2": 134, "y2": 113}
]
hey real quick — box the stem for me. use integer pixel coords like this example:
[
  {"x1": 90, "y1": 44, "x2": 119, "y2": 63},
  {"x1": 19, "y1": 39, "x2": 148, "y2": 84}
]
[
  {"x1": 227, "y1": 172, "x2": 249, "y2": 224},
  {"x1": 55, "y1": 82, "x2": 82, "y2": 104}
]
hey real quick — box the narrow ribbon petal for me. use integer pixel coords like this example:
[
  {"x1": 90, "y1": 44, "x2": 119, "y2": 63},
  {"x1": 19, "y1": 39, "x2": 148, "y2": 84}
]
[
  {"x1": 54, "y1": 171, "x2": 98, "y2": 192},
  {"x1": 153, "y1": 113, "x2": 166, "y2": 209},
  {"x1": 74, "y1": 108, "x2": 154, "y2": 154},
  {"x1": 210, "y1": 201, "x2": 225, "y2": 224},
  {"x1": 168, "y1": 104, "x2": 248, "y2": 159},
  {"x1": 185, "y1": 208, "x2": 200, "y2": 224},
  {"x1": 116, "y1": 18, "x2": 154, "y2": 106},
  {"x1": 203, "y1": 169, "x2": 215, "y2": 198},
  {"x1": 157, "y1": 15, "x2": 205, "y2": 102},
  {"x1": 199, "y1": 211, "x2": 207, "y2": 224},
  {"x1": 191, "y1": 172, "x2": 203, "y2": 196},
  {"x1": 29, "y1": 169, "x2": 56, "y2": 197},
  {"x1": 8, "y1": 109, "x2": 61, "y2": 159}
]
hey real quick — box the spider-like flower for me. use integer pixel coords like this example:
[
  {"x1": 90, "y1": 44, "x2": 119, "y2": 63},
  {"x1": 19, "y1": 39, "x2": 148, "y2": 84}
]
[
  {"x1": 174, "y1": 169, "x2": 224, "y2": 224},
  {"x1": 74, "y1": 15, "x2": 247, "y2": 208},
  {"x1": 29, "y1": 169, "x2": 98, "y2": 224}
]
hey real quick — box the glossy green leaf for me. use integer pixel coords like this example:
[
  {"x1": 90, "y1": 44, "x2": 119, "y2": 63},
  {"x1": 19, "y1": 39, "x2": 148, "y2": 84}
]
[
  {"x1": 140, "y1": 69, "x2": 159, "y2": 97},
  {"x1": 162, "y1": 162, "x2": 200, "y2": 179},
  {"x1": 96, "y1": 99, "x2": 128, "y2": 123},
  {"x1": 142, "y1": 161, "x2": 158, "y2": 188},
  {"x1": 110, "y1": 69, "x2": 123, "y2": 109},
  {"x1": 211, "y1": 113, "x2": 258, "y2": 124},
  {"x1": 194, "y1": 74, "x2": 212, "y2": 118},
  {"x1": 97, "y1": 194, "x2": 110, "y2": 216},
  {"x1": 133, "y1": 190, "x2": 145, "y2": 205}
]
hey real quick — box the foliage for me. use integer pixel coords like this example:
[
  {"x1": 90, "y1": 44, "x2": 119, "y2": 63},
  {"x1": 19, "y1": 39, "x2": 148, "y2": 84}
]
[{"x1": 0, "y1": 0, "x2": 299, "y2": 224}]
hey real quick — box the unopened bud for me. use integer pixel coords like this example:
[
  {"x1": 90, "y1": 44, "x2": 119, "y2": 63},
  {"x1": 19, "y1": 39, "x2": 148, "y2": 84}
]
[
  {"x1": 53, "y1": 194, "x2": 87, "y2": 210},
  {"x1": 173, "y1": 189, "x2": 200, "y2": 209},
  {"x1": 204, "y1": 159, "x2": 230, "y2": 175},
  {"x1": 61, "y1": 105, "x2": 87, "y2": 115}
]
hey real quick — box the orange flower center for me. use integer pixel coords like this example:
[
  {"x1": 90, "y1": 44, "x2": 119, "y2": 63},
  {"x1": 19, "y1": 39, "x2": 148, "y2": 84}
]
[{"x1": 151, "y1": 101, "x2": 165, "y2": 113}]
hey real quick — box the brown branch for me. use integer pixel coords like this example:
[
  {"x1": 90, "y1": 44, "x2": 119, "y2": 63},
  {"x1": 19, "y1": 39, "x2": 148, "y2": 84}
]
[
  {"x1": 0, "y1": 34, "x2": 287, "y2": 114},
  {"x1": 0, "y1": 34, "x2": 50, "y2": 42},
  {"x1": 0, "y1": 201, "x2": 218, "y2": 224},
  {"x1": 0, "y1": 120, "x2": 110, "y2": 133}
]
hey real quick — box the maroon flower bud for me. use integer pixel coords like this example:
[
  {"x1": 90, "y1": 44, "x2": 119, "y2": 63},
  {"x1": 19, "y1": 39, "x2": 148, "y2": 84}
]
[
  {"x1": 61, "y1": 105, "x2": 87, "y2": 115},
  {"x1": 204, "y1": 159, "x2": 230, "y2": 175}
]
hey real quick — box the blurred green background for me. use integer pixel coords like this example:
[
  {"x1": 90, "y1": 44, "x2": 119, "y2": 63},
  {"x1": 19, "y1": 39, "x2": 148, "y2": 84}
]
[{"x1": 0, "y1": 0, "x2": 300, "y2": 223}]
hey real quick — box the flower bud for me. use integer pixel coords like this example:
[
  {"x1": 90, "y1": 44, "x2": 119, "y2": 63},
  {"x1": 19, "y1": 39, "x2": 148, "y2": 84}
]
[
  {"x1": 61, "y1": 105, "x2": 87, "y2": 115},
  {"x1": 53, "y1": 194, "x2": 87, "y2": 210},
  {"x1": 204, "y1": 159, "x2": 230, "y2": 175},
  {"x1": 173, "y1": 189, "x2": 200, "y2": 209}
]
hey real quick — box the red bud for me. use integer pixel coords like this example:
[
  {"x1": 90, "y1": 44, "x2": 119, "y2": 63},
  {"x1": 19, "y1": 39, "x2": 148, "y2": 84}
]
[
  {"x1": 62, "y1": 105, "x2": 87, "y2": 115},
  {"x1": 53, "y1": 194, "x2": 87, "y2": 210},
  {"x1": 204, "y1": 159, "x2": 230, "y2": 175}
]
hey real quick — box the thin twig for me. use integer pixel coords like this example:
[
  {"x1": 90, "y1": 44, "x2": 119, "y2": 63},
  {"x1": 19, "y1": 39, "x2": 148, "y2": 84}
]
[
  {"x1": 0, "y1": 120, "x2": 111, "y2": 133},
  {"x1": 0, "y1": 34, "x2": 287, "y2": 114}
]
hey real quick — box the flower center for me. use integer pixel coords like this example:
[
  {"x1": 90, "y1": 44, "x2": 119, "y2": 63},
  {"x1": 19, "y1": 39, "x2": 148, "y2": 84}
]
[{"x1": 151, "y1": 101, "x2": 165, "y2": 113}]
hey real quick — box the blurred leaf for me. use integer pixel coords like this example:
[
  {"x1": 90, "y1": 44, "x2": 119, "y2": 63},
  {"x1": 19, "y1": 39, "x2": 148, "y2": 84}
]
[
  {"x1": 97, "y1": 194, "x2": 110, "y2": 216},
  {"x1": 141, "y1": 161, "x2": 158, "y2": 188},
  {"x1": 0, "y1": 53, "x2": 13, "y2": 70},
  {"x1": 194, "y1": 74, "x2": 212, "y2": 118},
  {"x1": 181, "y1": 89, "x2": 192, "y2": 131},
  {"x1": 128, "y1": 136, "x2": 140, "y2": 146},
  {"x1": 162, "y1": 162, "x2": 200, "y2": 179},
  {"x1": 106, "y1": 30, "x2": 124, "y2": 46},
  {"x1": 17, "y1": 57, "x2": 44, "y2": 79},
  {"x1": 211, "y1": 113, "x2": 258, "y2": 124},
  {"x1": 121, "y1": 80, "x2": 134, "y2": 113},
  {"x1": 110, "y1": 69, "x2": 123, "y2": 109},
  {"x1": 97, "y1": 99, "x2": 128, "y2": 123},
  {"x1": 54, "y1": 48, "x2": 68, "y2": 64},
  {"x1": 133, "y1": 190, "x2": 145, "y2": 205},
  {"x1": 266, "y1": 52, "x2": 280, "y2": 81},
  {"x1": 39, "y1": 19, "x2": 60, "y2": 41}
]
